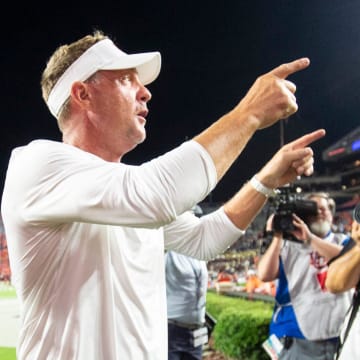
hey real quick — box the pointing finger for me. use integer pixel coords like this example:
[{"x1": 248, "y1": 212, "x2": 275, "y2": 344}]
[
  {"x1": 270, "y1": 57, "x2": 310, "y2": 79},
  {"x1": 288, "y1": 129, "x2": 326, "y2": 150}
]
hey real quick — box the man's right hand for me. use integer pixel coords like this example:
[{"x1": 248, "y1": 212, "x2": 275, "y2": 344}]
[
  {"x1": 194, "y1": 57, "x2": 311, "y2": 182},
  {"x1": 234, "y1": 57, "x2": 310, "y2": 130}
]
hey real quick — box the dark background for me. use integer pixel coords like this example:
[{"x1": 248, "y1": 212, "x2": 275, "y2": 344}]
[{"x1": 2, "y1": 1, "x2": 360, "y2": 203}]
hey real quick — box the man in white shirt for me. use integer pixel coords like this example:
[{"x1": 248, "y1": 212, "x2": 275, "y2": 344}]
[{"x1": 1, "y1": 30, "x2": 324, "y2": 359}]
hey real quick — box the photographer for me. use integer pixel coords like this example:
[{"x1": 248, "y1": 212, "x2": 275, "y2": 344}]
[{"x1": 257, "y1": 192, "x2": 352, "y2": 359}]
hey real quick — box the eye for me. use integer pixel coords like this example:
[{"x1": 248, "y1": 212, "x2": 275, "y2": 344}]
[{"x1": 119, "y1": 74, "x2": 132, "y2": 83}]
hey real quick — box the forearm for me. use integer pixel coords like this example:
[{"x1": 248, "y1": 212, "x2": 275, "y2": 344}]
[
  {"x1": 193, "y1": 109, "x2": 258, "y2": 181},
  {"x1": 326, "y1": 246, "x2": 360, "y2": 293},
  {"x1": 223, "y1": 180, "x2": 268, "y2": 230},
  {"x1": 257, "y1": 235, "x2": 282, "y2": 281},
  {"x1": 308, "y1": 235, "x2": 342, "y2": 260}
]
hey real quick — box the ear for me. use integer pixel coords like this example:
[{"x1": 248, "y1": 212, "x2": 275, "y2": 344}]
[{"x1": 70, "y1": 81, "x2": 91, "y2": 111}]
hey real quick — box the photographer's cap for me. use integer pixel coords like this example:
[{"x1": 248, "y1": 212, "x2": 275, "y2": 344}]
[
  {"x1": 353, "y1": 203, "x2": 360, "y2": 223},
  {"x1": 47, "y1": 38, "x2": 161, "y2": 118}
]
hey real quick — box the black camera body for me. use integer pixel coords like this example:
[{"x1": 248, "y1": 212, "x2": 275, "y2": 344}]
[{"x1": 271, "y1": 187, "x2": 318, "y2": 233}]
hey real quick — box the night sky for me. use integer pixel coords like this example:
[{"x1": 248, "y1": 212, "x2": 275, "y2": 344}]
[{"x1": 2, "y1": 1, "x2": 360, "y2": 203}]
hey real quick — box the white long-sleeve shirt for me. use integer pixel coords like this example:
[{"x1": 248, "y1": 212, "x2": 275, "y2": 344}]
[{"x1": 1, "y1": 139, "x2": 243, "y2": 360}]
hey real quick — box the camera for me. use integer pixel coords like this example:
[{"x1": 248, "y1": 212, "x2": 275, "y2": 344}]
[{"x1": 270, "y1": 186, "x2": 318, "y2": 233}]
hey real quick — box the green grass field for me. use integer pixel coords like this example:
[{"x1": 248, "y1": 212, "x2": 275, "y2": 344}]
[
  {"x1": 0, "y1": 288, "x2": 16, "y2": 299},
  {"x1": 0, "y1": 347, "x2": 16, "y2": 360},
  {"x1": 0, "y1": 285, "x2": 17, "y2": 359},
  {"x1": 0, "y1": 288, "x2": 273, "y2": 359}
]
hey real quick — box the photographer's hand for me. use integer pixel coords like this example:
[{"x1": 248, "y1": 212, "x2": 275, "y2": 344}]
[
  {"x1": 291, "y1": 214, "x2": 312, "y2": 244},
  {"x1": 265, "y1": 213, "x2": 283, "y2": 238},
  {"x1": 291, "y1": 214, "x2": 342, "y2": 259},
  {"x1": 266, "y1": 214, "x2": 275, "y2": 232}
]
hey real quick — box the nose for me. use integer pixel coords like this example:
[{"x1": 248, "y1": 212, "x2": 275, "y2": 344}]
[{"x1": 138, "y1": 83, "x2": 152, "y2": 103}]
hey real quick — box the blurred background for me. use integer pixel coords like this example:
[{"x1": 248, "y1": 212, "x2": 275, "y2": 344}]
[
  {"x1": 1, "y1": 1, "x2": 360, "y2": 354},
  {"x1": 1, "y1": 0, "x2": 359, "y2": 203}
]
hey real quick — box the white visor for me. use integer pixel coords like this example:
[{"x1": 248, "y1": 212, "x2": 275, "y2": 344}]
[{"x1": 46, "y1": 38, "x2": 161, "y2": 118}]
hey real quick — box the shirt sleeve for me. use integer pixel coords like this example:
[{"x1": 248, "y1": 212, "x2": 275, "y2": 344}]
[
  {"x1": 4, "y1": 140, "x2": 217, "y2": 228},
  {"x1": 164, "y1": 207, "x2": 244, "y2": 260}
]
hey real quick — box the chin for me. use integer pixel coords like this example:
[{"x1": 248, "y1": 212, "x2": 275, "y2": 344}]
[
  {"x1": 309, "y1": 221, "x2": 331, "y2": 237},
  {"x1": 128, "y1": 129, "x2": 146, "y2": 146},
  {"x1": 136, "y1": 134, "x2": 146, "y2": 145}
]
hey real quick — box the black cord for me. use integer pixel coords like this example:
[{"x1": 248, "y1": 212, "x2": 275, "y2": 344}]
[{"x1": 335, "y1": 282, "x2": 360, "y2": 359}]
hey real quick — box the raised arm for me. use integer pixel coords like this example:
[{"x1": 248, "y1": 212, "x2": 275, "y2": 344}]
[
  {"x1": 257, "y1": 215, "x2": 282, "y2": 282},
  {"x1": 193, "y1": 58, "x2": 310, "y2": 181}
]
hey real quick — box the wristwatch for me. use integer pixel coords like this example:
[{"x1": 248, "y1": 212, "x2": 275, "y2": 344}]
[{"x1": 250, "y1": 176, "x2": 280, "y2": 198}]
